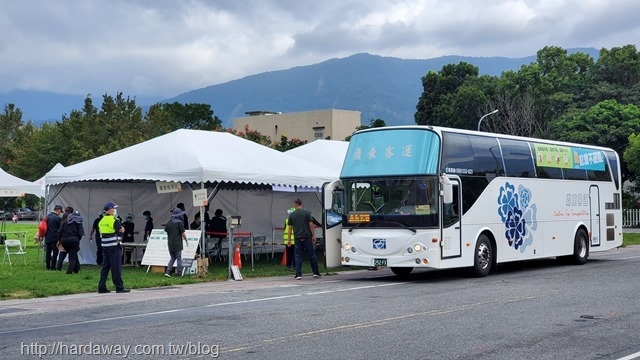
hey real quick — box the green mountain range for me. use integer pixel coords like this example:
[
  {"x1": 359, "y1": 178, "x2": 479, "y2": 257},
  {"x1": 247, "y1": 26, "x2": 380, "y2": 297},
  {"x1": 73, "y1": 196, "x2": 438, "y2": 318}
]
[{"x1": 3, "y1": 49, "x2": 599, "y2": 127}]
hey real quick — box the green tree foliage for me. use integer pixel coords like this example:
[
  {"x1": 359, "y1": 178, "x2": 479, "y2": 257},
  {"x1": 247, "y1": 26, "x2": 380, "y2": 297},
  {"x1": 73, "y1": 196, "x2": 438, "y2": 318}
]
[
  {"x1": 345, "y1": 118, "x2": 387, "y2": 141},
  {"x1": 273, "y1": 135, "x2": 307, "y2": 151},
  {"x1": 415, "y1": 62, "x2": 479, "y2": 126},
  {"x1": 624, "y1": 133, "x2": 640, "y2": 182},
  {"x1": 0, "y1": 103, "x2": 24, "y2": 167},
  {"x1": 588, "y1": 45, "x2": 640, "y2": 105},
  {"x1": 144, "y1": 102, "x2": 221, "y2": 138},
  {"x1": 225, "y1": 125, "x2": 272, "y2": 147}
]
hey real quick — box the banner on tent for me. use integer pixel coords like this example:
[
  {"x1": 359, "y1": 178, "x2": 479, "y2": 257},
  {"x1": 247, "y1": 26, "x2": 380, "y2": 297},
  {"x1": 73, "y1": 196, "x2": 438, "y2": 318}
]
[
  {"x1": 0, "y1": 189, "x2": 24, "y2": 197},
  {"x1": 141, "y1": 229, "x2": 201, "y2": 268},
  {"x1": 155, "y1": 181, "x2": 182, "y2": 194}
]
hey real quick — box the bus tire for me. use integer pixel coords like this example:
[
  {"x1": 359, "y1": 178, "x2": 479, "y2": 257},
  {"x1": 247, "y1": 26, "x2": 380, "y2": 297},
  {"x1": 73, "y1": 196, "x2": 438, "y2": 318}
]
[
  {"x1": 570, "y1": 228, "x2": 589, "y2": 265},
  {"x1": 472, "y1": 234, "x2": 493, "y2": 277},
  {"x1": 391, "y1": 267, "x2": 413, "y2": 277}
]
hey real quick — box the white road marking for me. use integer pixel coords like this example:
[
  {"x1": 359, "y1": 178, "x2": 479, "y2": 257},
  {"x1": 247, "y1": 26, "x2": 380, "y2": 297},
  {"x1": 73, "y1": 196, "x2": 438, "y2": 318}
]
[
  {"x1": 617, "y1": 351, "x2": 640, "y2": 360},
  {"x1": 0, "y1": 283, "x2": 404, "y2": 335}
]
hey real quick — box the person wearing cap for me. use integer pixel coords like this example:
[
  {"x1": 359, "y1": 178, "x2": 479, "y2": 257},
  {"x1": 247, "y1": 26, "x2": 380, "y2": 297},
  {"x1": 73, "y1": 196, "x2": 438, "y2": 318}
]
[
  {"x1": 44, "y1": 205, "x2": 64, "y2": 270},
  {"x1": 97, "y1": 202, "x2": 130, "y2": 293},
  {"x1": 164, "y1": 208, "x2": 189, "y2": 277},
  {"x1": 288, "y1": 198, "x2": 321, "y2": 280},
  {"x1": 282, "y1": 208, "x2": 296, "y2": 270}
]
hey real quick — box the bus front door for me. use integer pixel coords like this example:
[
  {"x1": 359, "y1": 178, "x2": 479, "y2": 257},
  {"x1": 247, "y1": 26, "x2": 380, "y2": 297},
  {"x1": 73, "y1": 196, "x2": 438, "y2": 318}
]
[
  {"x1": 589, "y1": 185, "x2": 601, "y2": 247},
  {"x1": 323, "y1": 180, "x2": 344, "y2": 268},
  {"x1": 442, "y1": 179, "x2": 462, "y2": 259}
]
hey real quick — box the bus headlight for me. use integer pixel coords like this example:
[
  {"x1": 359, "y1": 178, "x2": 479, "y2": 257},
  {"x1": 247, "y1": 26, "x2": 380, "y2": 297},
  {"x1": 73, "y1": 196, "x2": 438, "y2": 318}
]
[
  {"x1": 413, "y1": 244, "x2": 421, "y2": 252},
  {"x1": 343, "y1": 243, "x2": 351, "y2": 251}
]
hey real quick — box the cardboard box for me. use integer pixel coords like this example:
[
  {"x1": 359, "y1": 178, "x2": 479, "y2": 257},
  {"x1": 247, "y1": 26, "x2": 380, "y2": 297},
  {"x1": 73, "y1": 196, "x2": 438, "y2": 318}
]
[{"x1": 150, "y1": 265, "x2": 165, "y2": 273}]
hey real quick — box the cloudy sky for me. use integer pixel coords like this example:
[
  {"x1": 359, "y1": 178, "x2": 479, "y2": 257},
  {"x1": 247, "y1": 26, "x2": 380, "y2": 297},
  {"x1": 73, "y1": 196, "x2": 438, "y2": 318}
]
[{"x1": 1, "y1": 0, "x2": 639, "y2": 100}]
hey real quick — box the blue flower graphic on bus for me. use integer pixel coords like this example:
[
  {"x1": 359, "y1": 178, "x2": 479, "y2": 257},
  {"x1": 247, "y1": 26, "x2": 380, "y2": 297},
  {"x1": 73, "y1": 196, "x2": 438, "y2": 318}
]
[{"x1": 497, "y1": 182, "x2": 537, "y2": 252}]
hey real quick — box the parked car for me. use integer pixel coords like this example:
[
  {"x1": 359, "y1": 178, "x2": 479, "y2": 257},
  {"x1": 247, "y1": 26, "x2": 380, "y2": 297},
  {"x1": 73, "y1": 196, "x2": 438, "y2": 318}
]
[{"x1": 13, "y1": 208, "x2": 38, "y2": 221}]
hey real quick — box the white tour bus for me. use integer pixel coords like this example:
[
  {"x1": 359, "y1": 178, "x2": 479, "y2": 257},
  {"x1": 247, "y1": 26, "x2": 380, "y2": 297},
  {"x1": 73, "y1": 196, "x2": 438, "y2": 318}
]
[{"x1": 322, "y1": 126, "x2": 623, "y2": 277}]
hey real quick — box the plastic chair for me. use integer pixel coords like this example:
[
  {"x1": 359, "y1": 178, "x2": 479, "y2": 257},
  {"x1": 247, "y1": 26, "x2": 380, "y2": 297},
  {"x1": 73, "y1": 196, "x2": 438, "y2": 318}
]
[
  {"x1": 252, "y1": 235, "x2": 268, "y2": 259},
  {"x1": 205, "y1": 237, "x2": 218, "y2": 263},
  {"x1": 3, "y1": 239, "x2": 27, "y2": 265},
  {"x1": 233, "y1": 237, "x2": 252, "y2": 260}
]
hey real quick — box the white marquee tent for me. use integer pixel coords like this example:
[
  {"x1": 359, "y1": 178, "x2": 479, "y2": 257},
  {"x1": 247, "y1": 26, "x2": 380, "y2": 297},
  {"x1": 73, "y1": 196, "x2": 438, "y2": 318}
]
[
  {"x1": 45, "y1": 129, "x2": 338, "y2": 264},
  {"x1": 0, "y1": 167, "x2": 43, "y2": 197},
  {"x1": 285, "y1": 140, "x2": 348, "y2": 177}
]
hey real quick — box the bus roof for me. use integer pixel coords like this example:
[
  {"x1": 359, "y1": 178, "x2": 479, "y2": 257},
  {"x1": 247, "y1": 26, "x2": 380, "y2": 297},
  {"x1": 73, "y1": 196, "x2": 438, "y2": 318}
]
[{"x1": 353, "y1": 125, "x2": 616, "y2": 153}]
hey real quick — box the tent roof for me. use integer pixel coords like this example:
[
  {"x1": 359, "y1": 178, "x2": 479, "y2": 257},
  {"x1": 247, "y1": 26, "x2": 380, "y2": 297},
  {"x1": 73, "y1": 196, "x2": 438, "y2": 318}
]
[
  {"x1": 285, "y1": 140, "x2": 348, "y2": 177},
  {"x1": 0, "y1": 167, "x2": 43, "y2": 197},
  {"x1": 45, "y1": 129, "x2": 336, "y2": 187}
]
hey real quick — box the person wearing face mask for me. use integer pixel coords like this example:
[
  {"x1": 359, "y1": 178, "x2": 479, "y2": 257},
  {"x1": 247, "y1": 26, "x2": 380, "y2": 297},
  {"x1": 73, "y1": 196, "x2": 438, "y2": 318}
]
[
  {"x1": 142, "y1": 210, "x2": 153, "y2": 242},
  {"x1": 97, "y1": 202, "x2": 129, "y2": 293}
]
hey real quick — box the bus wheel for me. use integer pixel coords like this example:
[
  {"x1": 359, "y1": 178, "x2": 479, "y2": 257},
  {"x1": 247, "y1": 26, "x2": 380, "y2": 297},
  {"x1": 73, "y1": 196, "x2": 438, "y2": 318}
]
[
  {"x1": 391, "y1": 267, "x2": 413, "y2": 277},
  {"x1": 472, "y1": 235, "x2": 492, "y2": 277},
  {"x1": 570, "y1": 229, "x2": 589, "y2": 265}
]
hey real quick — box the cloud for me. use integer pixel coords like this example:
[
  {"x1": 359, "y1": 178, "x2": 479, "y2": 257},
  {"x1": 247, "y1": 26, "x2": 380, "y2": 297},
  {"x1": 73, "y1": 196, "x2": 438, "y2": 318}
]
[{"x1": 0, "y1": 0, "x2": 638, "y2": 99}]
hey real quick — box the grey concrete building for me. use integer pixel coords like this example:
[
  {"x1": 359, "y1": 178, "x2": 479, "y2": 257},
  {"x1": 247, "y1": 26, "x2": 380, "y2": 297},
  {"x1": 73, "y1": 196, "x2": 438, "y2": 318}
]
[{"x1": 233, "y1": 109, "x2": 361, "y2": 143}]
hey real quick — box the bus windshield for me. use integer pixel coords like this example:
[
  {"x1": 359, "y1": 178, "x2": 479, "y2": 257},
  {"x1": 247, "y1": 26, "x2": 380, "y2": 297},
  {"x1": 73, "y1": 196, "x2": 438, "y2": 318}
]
[{"x1": 342, "y1": 176, "x2": 440, "y2": 229}]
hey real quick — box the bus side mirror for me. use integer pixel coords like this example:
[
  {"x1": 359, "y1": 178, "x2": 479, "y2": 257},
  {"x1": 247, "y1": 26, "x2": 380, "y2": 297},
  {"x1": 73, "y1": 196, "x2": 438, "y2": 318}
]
[{"x1": 440, "y1": 175, "x2": 453, "y2": 205}]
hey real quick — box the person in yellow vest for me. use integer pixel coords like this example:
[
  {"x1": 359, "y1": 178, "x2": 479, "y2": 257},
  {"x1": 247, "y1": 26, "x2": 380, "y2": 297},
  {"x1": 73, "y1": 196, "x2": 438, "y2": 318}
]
[
  {"x1": 97, "y1": 202, "x2": 130, "y2": 293},
  {"x1": 283, "y1": 208, "x2": 296, "y2": 270}
]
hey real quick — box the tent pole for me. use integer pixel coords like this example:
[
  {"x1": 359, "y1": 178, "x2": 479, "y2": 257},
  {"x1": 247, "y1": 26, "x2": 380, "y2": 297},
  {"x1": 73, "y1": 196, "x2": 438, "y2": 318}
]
[{"x1": 200, "y1": 182, "x2": 207, "y2": 275}]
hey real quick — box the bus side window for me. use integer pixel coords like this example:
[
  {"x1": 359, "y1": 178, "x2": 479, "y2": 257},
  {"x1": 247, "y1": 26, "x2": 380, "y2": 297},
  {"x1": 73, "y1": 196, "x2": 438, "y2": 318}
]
[{"x1": 443, "y1": 183, "x2": 460, "y2": 228}]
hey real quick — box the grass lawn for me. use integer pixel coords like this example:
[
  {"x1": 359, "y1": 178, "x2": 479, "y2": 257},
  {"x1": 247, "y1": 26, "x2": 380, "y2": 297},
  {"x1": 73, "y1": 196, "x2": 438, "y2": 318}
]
[
  {"x1": 0, "y1": 222, "x2": 343, "y2": 300},
  {"x1": 3, "y1": 221, "x2": 640, "y2": 300}
]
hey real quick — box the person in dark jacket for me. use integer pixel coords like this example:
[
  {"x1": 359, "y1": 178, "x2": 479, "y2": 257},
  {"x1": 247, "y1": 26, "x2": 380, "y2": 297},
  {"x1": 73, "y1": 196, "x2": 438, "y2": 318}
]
[
  {"x1": 89, "y1": 211, "x2": 104, "y2": 265},
  {"x1": 44, "y1": 205, "x2": 64, "y2": 270},
  {"x1": 164, "y1": 208, "x2": 188, "y2": 277},
  {"x1": 122, "y1": 213, "x2": 135, "y2": 264},
  {"x1": 142, "y1": 210, "x2": 153, "y2": 242},
  {"x1": 55, "y1": 206, "x2": 73, "y2": 271},
  {"x1": 58, "y1": 211, "x2": 84, "y2": 274}
]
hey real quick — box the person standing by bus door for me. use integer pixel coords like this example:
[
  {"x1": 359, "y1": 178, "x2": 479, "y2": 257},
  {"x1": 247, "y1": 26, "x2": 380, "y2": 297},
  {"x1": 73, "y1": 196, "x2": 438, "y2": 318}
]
[
  {"x1": 288, "y1": 198, "x2": 321, "y2": 280},
  {"x1": 283, "y1": 208, "x2": 296, "y2": 270}
]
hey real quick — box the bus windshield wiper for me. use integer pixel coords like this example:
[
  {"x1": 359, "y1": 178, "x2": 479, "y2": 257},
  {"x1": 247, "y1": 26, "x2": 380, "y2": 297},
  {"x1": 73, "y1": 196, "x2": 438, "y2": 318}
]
[{"x1": 384, "y1": 220, "x2": 417, "y2": 234}]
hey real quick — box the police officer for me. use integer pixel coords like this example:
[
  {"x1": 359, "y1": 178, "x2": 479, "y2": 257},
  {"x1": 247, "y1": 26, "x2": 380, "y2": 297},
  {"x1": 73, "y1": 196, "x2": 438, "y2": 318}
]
[{"x1": 97, "y1": 202, "x2": 130, "y2": 293}]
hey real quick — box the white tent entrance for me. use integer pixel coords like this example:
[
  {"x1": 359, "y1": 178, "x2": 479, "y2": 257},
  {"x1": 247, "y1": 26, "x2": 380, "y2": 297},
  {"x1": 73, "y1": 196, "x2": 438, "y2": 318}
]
[{"x1": 47, "y1": 181, "x2": 324, "y2": 265}]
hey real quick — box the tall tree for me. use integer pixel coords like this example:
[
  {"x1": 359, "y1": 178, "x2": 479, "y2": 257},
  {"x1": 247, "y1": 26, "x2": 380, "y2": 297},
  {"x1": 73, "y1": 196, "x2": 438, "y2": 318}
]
[
  {"x1": 144, "y1": 102, "x2": 221, "y2": 138},
  {"x1": 0, "y1": 103, "x2": 24, "y2": 167},
  {"x1": 415, "y1": 62, "x2": 479, "y2": 126}
]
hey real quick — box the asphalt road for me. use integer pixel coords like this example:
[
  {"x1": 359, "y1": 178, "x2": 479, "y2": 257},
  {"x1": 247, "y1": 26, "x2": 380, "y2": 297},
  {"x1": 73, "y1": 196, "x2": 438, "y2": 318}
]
[{"x1": 1, "y1": 245, "x2": 640, "y2": 360}]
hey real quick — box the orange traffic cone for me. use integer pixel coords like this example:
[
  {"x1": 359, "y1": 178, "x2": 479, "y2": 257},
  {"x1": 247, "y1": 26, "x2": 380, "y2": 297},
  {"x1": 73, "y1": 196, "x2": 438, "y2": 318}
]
[
  {"x1": 281, "y1": 246, "x2": 288, "y2": 266},
  {"x1": 233, "y1": 243, "x2": 242, "y2": 269}
]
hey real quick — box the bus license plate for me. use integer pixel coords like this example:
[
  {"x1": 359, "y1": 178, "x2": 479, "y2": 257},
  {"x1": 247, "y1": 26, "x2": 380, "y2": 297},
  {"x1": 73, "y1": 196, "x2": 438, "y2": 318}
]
[{"x1": 373, "y1": 259, "x2": 387, "y2": 266}]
